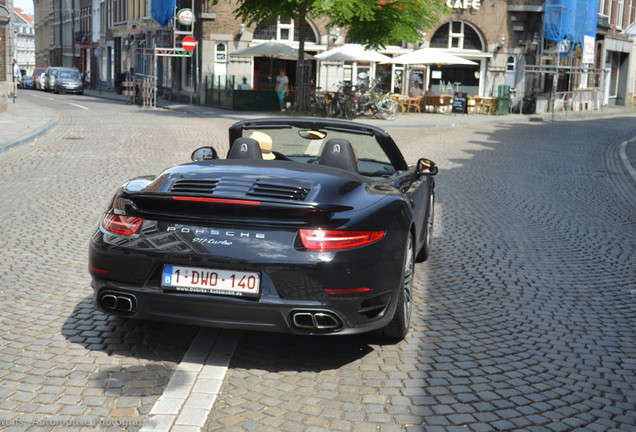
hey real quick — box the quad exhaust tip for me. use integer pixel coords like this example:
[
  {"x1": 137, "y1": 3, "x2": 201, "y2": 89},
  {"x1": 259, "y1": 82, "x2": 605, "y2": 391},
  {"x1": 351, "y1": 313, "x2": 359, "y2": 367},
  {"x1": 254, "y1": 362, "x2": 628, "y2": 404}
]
[
  {"x1": 100, "y1": 292, "x2": 137, "y2": 314},
  {"x1": 291, "y1": 311, "x2": 342, "y2": 331}
]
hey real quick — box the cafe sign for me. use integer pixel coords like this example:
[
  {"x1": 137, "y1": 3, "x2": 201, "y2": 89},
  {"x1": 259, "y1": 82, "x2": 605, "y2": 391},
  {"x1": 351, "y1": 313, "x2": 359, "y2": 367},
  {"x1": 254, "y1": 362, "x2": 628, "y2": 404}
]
[
  {"x1": 177, "y1": 9, "x2": 194, "y2": 26},
  {"x1": 446, "y1": 0, "x2": 481, "y2": 9}
]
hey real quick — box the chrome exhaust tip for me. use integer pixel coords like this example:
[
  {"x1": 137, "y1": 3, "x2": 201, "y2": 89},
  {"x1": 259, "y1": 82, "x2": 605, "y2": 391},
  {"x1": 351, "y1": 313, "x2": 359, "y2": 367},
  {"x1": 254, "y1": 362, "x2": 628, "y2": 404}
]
[
  {"x1": 100, "y1": 292, "x2": 137, "y2": 314},
  {"x1": 291, "y1": 311, "x2": 342, "y2": 331}
]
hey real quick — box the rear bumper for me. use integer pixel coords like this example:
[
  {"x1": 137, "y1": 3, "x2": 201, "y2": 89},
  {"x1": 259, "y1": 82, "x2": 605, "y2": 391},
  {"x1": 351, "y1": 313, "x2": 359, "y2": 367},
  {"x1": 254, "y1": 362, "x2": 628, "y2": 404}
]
[
  {"x1": 91, "y1": 278, "x2": 395, "y2": 335},
  {"x1": 88, "y1": 206, "x2": 411, "y2": 335}
]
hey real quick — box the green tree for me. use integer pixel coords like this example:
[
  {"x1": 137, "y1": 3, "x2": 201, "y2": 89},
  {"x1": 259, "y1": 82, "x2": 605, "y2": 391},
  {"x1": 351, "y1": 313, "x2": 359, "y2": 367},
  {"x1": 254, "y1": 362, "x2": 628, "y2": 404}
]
[{"x1": 228, "y1": 0, "x2": 450, "y2": 108}]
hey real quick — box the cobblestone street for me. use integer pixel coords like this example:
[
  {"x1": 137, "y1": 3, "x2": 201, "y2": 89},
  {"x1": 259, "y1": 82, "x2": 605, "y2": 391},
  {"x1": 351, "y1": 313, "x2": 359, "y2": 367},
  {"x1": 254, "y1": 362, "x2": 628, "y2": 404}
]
[{"x1": 0, "y1": 93, "x2": 635, "y2": 431}]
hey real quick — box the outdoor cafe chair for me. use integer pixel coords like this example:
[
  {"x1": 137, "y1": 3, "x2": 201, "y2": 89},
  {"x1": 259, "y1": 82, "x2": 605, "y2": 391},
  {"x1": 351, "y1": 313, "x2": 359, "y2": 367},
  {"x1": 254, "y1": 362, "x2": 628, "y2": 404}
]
[
  {"x1": 405, "y1": 95, "x2": 423, "y2": 113},
  {"x1": 439, "y1": 94, "x2": 453, "y2": 113}
]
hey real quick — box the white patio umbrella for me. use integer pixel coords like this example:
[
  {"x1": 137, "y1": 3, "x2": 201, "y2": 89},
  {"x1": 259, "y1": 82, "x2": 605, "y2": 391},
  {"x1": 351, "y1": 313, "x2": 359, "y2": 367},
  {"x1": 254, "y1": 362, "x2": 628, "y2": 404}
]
[
  {"x1": 231, "y1": 40, "x2": 306, "y2": 60},
  {"x1": 231, "y1": 40, "x2": 314, "y2": 89},
  {"x1": 388, "y1": 48, "x2": 477, "y2": 65},
  {"x1": 315, "y1": 44, "x2": 392, "y2": 63}
]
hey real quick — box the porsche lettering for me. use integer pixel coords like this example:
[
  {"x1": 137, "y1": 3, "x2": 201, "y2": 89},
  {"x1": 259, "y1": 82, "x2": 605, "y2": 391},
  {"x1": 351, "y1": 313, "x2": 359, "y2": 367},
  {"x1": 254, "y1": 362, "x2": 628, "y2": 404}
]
[{"x1": 167, "y1": 226, "x2": 265, "y2": 239}]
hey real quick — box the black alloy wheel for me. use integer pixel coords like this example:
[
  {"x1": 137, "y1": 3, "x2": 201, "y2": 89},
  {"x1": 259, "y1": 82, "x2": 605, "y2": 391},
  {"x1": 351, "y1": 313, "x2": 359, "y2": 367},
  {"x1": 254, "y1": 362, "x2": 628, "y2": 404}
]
[{"x1": 377, "y1": 233, "x2": 414, "y2": 340}]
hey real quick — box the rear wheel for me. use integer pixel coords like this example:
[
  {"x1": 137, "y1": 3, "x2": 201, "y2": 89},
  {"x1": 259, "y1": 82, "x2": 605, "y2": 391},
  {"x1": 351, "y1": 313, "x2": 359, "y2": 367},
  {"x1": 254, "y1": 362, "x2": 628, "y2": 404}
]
[
  {"x1": 377, "y1": 233, "x2": 414, "y2": 340},
  {"x1": 344, "y1": 98, "x2": 357, "y2": 119},
  {"x1": 328, "y1": 99, "x2": 340, "y2": 118}
]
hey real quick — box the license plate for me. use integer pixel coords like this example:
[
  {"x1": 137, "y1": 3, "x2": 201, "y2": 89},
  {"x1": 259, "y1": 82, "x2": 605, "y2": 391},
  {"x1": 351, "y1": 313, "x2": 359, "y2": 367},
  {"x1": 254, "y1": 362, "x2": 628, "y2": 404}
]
[{"x1": 162, "y1": 265, "x2": 260, "y2": 297}]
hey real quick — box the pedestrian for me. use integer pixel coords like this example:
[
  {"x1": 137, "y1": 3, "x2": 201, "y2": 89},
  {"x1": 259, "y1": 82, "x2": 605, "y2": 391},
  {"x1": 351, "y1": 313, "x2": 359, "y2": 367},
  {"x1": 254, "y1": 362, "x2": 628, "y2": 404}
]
[
  {"x1": 276, "y1": 68, "x2": 288, "y2": 111},
  {"x1": 13, "y1": 60, "x2": 21, "y2": 99},
  {"x1": 240, "y1": 77, "x2": 250, "y2": 90}
]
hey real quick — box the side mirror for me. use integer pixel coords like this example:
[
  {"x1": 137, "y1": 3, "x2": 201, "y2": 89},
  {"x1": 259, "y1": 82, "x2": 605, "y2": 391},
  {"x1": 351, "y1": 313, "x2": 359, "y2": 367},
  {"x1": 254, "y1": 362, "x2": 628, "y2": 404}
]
[
  {"x1": 191, "y1": 146, "x2": 219, "y2": 161},
  {"x1": 416, "y1": 158, "x2": 438, "y2": 176}
]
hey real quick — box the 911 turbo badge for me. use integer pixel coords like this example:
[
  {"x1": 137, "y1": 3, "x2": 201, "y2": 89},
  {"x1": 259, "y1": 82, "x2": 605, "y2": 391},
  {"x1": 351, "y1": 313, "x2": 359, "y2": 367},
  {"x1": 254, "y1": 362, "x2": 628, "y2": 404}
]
[{"x1": 89, "y1": 118, "x2": 438, "y2": 340}]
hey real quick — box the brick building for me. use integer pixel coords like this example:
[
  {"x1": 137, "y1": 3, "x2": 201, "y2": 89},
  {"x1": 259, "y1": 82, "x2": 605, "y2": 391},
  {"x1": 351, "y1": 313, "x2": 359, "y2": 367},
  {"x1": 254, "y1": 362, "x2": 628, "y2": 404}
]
[{"x1": 1, "y1": 0, "x2": 11, "y2": 99}]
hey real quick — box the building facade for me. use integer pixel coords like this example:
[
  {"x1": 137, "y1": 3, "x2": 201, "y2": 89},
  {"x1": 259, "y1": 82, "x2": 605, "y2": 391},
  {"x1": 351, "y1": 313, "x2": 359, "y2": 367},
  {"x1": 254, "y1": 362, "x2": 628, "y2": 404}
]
[
  {"x1": 597, "y1": 0, "x2": 636, "y2": 106},
  {"x1": 13, "y1": 7, "x2": 35, "y2": 75},
  {"x1": 1, "y1": 0, "x2": 12, "y2": 98},
  {"x1": 27, "y1": 0, "x2": 636, "y2": 111}
]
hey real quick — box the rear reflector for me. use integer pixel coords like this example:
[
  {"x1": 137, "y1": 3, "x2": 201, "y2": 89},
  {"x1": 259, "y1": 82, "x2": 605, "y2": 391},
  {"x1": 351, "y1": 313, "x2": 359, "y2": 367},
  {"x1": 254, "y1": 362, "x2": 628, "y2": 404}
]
[
  {"x1": 90, "y1": 266, "x2": 110, "y2": 275},
  {"x1": 299, "y1": 229, "x2": 385, "y2": 251},
  {"x1": 102, "y1": 214, "x2": 143, "y2": 236},
  {"x1": 173, "y1": 196, "x2": 261, "y2": 206},
  {"x1": 325, "y1": 287, "x2": 372, "y2": 295}
]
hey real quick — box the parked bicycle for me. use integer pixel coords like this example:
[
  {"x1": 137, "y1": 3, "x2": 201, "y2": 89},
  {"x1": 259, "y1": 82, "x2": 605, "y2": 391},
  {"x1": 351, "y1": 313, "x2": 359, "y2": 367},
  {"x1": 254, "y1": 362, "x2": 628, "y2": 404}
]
[
  {"x1": 309, "y1": 87, "x2": 329, "y2": 117},
  {"x1": 328, "y1": 83, "x2": 357, "y2": 119}
]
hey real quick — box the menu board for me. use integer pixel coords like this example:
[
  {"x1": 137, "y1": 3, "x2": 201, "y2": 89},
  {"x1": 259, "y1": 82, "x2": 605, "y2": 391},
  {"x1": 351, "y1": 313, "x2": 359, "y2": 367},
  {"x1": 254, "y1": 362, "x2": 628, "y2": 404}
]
[{"x1": 451, "y1": 92, "x2": 468, "y2": 114}]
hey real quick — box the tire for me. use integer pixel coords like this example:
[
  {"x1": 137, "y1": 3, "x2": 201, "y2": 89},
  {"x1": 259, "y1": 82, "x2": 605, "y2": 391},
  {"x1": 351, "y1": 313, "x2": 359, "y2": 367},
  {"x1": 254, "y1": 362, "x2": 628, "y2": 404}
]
[
  {"x1": 377, "y1": 233, "x2": 414, "y2": 341},
  {"x1": 416, "y1": 192, "x2": 434, "y2": 262},
  {"x1": 328, "y1": 99, "x2": 340, "y2": 118},
  {"x1": 344, "y1": 98, "x2": 357, "y2": 119}
]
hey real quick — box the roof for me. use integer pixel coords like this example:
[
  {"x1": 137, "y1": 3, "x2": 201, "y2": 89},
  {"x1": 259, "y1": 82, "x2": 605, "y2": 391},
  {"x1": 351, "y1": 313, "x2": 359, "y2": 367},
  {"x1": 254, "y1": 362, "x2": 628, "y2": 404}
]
[{"x1": 13, "y1": 8, "x2": 34, "y2": 25}]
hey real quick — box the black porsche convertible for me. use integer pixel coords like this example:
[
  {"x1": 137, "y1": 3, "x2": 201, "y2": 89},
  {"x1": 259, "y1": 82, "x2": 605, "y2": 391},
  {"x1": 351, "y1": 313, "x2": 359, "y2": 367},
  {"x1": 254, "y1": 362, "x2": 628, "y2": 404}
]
[{"x1": 89, "y1": 118, "x2": 437, "y2": 340}]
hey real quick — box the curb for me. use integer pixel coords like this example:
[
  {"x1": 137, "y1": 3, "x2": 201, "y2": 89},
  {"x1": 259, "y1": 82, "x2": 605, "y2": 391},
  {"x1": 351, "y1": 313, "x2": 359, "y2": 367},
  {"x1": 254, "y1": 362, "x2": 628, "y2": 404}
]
[
  {"x1": 0, "y1": 119, "x2": 57, "y2": 156},
  {"x1": 619, "y1": 136, "x2": 636, "y2": 183}
]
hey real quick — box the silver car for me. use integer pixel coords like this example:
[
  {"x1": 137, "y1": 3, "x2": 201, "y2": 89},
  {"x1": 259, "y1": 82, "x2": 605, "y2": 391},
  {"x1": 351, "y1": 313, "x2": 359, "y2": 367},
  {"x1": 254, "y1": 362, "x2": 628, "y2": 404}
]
[
  {"x1": 54, "y1": 67, "x2": 84, "y2": 95},
  {"x1": 44, "y1": 67, "x2": 59, "y2": 92}
]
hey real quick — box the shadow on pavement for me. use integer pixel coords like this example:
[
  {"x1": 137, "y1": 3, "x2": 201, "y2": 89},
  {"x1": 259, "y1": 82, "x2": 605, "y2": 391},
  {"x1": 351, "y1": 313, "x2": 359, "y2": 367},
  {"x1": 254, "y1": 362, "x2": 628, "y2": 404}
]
[{"x1": 62, "y1": 295, "x2": 199, "y2": 363}]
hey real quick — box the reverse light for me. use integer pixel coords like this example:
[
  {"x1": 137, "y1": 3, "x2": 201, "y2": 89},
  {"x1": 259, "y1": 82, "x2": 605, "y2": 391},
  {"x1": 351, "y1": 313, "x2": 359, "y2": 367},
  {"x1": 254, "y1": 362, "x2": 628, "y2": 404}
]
[
  {"x1": 299, "y1": 229, "x2": 385, "y2": 251},
  {"x1": 102, "y1": 214, "x2": 143, "y2": 236}
]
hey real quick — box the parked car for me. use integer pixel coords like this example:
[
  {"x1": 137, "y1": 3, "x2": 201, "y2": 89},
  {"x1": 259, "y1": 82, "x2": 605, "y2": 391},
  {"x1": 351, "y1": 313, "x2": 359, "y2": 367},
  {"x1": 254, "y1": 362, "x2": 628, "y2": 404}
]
[
  {"x1": 89, "y1": 118, "x2": 438, "y2": 340},
  {"x1": 20, "y1": 75, "x2": 33, "y2": 90},
  {"x1": 54, "y1": 67, "x2": 84, "y2": 94},
  {"x1": 44, "y1": 66, "x2": 59, "y2": 92},
  {"x1": 33, "y1": 67, "x2": 46, "y2": 90}
]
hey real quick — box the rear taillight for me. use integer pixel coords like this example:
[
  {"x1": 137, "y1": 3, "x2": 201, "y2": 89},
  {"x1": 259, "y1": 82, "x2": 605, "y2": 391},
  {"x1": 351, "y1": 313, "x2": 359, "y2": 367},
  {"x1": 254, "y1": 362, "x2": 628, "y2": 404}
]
[
  {"x1": 299, "y1": 229, "x2": 385, "y2": 251},
  {"x1": 102, "y1": 214, "x2": 143, "y2": 236}
]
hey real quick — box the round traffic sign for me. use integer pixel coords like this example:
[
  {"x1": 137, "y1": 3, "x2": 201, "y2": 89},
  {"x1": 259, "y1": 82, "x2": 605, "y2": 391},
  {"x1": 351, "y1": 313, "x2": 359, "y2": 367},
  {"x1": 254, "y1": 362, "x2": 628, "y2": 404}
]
[{"x1": 182, "y1": 36, "x2": 197, "y2": 52}]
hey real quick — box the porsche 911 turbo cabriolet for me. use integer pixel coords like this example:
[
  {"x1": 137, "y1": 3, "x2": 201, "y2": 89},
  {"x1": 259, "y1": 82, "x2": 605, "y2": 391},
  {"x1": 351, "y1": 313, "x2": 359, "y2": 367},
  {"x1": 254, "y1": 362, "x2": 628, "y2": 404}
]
[{"x1": 89, "y1": 118, "x2": 437, "y2": 340}]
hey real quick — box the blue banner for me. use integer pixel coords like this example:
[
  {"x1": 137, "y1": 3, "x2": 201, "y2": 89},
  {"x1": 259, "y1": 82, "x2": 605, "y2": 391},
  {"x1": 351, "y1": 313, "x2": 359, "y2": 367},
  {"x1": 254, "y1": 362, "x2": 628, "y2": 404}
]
[
  {"x1": 543, "y1": 0, "x2": 598, "y2": 45},
  {"x1": 152, "y1": 0, "x2": 176, "y2": 27}
]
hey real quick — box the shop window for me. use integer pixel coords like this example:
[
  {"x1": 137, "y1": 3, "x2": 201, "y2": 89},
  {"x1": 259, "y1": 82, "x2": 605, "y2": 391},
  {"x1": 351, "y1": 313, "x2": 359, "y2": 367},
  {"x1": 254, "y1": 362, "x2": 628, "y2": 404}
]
[
  {"x1": 430, "y1": 21, "x2": 484, "y2": 51},
  {"x1": 254, "y1": 18, "x2": 318, "y2": 43}
]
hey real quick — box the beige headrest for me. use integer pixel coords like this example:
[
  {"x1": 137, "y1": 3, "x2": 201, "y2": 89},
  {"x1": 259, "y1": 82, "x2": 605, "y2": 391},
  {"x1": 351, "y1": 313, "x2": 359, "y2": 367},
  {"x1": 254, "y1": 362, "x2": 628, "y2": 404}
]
[{"x1": 249, "y1": 131, "x2": 275, "y2": 160}]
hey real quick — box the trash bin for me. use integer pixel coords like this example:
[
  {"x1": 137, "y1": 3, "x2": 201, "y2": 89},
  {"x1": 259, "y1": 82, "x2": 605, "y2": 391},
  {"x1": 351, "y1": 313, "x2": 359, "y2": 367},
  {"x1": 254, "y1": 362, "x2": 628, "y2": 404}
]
[{"x1": 497, "y1": 85, "x2": 510, "y2": 115}]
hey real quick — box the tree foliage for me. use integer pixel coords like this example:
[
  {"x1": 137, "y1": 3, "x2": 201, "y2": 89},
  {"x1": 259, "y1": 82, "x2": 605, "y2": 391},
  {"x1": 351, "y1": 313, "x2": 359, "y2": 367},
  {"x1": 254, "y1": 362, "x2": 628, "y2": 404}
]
[
  {"x1": 231, "y1": 0, "x2": 450, "y2": 49},
  {"x1": 220, "y1": 0, "x2": 450, "y2": 109}
]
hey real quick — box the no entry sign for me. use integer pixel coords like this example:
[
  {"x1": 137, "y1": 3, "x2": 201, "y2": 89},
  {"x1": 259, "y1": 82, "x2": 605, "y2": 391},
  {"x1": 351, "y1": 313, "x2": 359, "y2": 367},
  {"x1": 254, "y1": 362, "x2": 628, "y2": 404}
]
[{"x1": 182, "y1": 36, "x2": 197, "y2": 52}]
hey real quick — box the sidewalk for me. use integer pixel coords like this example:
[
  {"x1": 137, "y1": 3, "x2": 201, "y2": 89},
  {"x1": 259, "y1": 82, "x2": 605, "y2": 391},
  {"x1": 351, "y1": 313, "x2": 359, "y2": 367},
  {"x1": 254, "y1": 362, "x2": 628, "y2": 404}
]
[{"x1": 2, "y1": 89, "x2": 635, "y2": 182}]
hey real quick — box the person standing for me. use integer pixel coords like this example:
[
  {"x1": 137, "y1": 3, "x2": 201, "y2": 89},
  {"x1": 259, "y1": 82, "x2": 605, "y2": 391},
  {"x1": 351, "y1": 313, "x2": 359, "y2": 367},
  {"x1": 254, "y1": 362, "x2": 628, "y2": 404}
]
[
  {"x1": 13, "y1": 60, "x2": 21, "y2": 99},
  {"x1": 276, "y1": 68, "x2": 289, "y2": 111}
]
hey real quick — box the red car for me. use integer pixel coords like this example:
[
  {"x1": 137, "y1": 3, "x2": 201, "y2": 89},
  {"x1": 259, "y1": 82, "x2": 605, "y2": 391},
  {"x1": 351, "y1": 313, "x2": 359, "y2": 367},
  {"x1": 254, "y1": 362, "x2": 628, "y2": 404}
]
[{"x1": 33, "y1": 68, "x2": 47, "y2": 90}]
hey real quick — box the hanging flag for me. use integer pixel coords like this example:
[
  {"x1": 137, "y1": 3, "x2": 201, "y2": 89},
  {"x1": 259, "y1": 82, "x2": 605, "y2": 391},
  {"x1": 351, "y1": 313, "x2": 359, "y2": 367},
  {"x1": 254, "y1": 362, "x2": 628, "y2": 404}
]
[{"x1": 152, "y1": 0, "x2": 176, "y2": 27}]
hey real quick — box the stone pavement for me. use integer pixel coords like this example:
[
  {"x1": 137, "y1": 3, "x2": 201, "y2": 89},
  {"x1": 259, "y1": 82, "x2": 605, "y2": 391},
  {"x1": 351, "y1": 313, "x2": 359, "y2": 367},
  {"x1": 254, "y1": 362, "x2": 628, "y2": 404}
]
[
  {"x1": 0, "y1": 90, "x2": 634, "y2": 431},
  {"x1": 2, "y1": 89, "x2": 636, "y2": 182}
]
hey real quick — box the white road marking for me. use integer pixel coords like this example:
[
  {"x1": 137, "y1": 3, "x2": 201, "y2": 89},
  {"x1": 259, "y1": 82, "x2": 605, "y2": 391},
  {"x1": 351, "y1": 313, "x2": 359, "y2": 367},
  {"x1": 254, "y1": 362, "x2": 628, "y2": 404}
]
[
  {"x1": 141, "y1": 328, "x2": 241, "y2": 431},
  {"x1": 70, "y1": 103, "x2": 89, "y2": 110}
]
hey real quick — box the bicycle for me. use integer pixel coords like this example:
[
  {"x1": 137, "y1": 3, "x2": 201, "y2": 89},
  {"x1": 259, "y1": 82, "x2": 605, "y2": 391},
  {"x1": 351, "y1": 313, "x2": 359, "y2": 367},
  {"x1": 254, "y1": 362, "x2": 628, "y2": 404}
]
[
  {"x1": 328, "y1": 83, "x2": 357, "y2": 119},
  {"x1": 309, "y1": 87, "x2": 329, "y2": 117}
]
